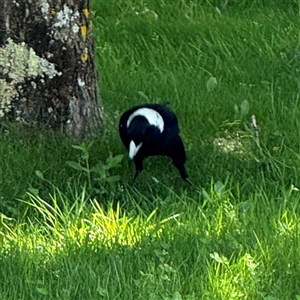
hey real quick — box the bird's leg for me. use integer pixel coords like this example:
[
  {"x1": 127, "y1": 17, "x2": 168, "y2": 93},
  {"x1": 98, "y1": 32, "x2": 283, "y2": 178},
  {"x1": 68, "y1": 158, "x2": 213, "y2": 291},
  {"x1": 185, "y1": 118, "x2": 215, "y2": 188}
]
[
  {"x1": 131, "y1": 157, "x2": 144, "y2": 185},
  {"x1": 132, "y1": 170, "x2": 140, "y2": 185},
  {"x1": 172, "y1": 158, "x2": 188, "y2": 179},
  {"x1": 171, "y1": 158, "x2": 193, "y2": 185}
]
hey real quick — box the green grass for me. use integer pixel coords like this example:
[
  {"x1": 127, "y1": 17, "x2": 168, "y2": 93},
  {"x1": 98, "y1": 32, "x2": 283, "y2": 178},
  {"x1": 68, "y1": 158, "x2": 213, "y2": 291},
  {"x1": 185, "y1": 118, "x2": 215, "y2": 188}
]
[{"x1": 1, "y1": 0, "x2": 300, "y2": 299}]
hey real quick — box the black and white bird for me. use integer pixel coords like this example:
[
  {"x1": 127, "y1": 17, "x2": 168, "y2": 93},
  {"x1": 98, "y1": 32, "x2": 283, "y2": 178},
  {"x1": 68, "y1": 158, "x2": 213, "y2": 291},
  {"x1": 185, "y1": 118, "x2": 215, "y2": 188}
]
[{"x1": 119, "y1": 103, "x2": 191, "y2": 183}]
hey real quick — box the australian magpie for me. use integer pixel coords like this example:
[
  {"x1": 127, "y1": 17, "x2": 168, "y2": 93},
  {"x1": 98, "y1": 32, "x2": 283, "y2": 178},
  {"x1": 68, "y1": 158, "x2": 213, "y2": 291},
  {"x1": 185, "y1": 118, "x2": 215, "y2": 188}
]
[{"x1": 119, "y1": 103, "x2": 191, "y2": 183}]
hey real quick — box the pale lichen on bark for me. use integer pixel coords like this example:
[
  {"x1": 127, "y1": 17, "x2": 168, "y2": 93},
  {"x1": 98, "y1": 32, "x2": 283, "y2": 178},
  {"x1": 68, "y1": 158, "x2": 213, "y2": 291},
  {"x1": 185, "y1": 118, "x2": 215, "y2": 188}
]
[
  {"x1": 0, "y1": 38, "x2": 62, "y2": 118},
  {"x1": 0, "y1": 0, "x2": 102, "y2": 137}
]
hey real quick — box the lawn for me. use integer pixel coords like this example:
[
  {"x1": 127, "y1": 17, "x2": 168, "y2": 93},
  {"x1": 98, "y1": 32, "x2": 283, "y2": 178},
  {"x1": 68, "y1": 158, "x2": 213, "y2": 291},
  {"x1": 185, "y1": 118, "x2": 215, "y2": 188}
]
[{"x1": 1, "y1": 0, "x2": 300, "y2": 299}]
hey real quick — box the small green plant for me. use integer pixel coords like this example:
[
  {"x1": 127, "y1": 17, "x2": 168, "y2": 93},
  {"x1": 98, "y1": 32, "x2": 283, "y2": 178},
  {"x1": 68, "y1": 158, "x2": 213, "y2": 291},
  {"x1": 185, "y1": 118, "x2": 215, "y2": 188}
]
[
  {"x1": 234, "y1": 99, "x2": 250, "y2": 120},
  {"x1": 66, "y1": 142, "x2": 124, "y2": 196}
]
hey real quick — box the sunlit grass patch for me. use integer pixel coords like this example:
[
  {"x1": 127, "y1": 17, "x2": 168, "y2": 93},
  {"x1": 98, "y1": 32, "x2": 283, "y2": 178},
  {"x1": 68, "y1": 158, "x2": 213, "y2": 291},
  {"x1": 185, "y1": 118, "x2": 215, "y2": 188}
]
[
  {"x1": 212, "y1": 100, "x2": 262, "y2": 162},
  {"x1": 0, "y1": 187, "x2": 172, "y2": 254},
  {"x1": 213, "y1": 123, "x2": 257, "y2": 160},
  {"x1": 207, "y1": 252, "x2": 260, "y2": 299}
]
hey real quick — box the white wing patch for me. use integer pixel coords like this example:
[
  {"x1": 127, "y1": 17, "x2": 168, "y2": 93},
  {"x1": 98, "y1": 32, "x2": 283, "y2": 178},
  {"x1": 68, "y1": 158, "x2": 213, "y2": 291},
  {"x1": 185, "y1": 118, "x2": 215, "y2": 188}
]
[
  {"x1": 127, "y1": 108, "x2": 164, "y2": 133},
  {"x1": 129, "y1": 140, "x2": 142, "y2": 159}
]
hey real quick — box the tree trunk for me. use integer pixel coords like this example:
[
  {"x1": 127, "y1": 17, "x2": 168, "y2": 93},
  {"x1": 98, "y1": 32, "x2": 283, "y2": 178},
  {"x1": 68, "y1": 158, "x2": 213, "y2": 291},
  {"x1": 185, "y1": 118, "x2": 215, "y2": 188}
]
[{"x1": 0, "y1": 0, "x2": 103, "y2": 138}]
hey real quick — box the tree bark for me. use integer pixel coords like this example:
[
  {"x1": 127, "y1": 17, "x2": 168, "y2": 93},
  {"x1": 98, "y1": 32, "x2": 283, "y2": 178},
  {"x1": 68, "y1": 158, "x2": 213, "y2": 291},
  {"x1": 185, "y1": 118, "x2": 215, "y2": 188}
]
[{"x1": 0, "y1": 0, "x2": 103, "y2": 138}]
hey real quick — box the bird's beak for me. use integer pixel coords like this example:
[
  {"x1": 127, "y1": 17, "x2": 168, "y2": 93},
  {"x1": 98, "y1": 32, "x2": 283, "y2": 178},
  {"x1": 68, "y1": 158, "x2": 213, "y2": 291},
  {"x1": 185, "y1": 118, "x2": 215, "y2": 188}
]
[{"x1": 129, "y1": 141, "x2": 142, "y2": 159}]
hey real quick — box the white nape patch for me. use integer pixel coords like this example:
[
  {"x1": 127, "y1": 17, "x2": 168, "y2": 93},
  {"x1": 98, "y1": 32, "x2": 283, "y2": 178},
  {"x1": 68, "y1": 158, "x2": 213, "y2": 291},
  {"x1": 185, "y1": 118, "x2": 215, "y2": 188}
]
[
  {"x1": 129, "y1": 140, "x2": 142, "y2": 159},
  {"x1": 127, "y1": 108, "x2": 164, "y2": 132}
]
